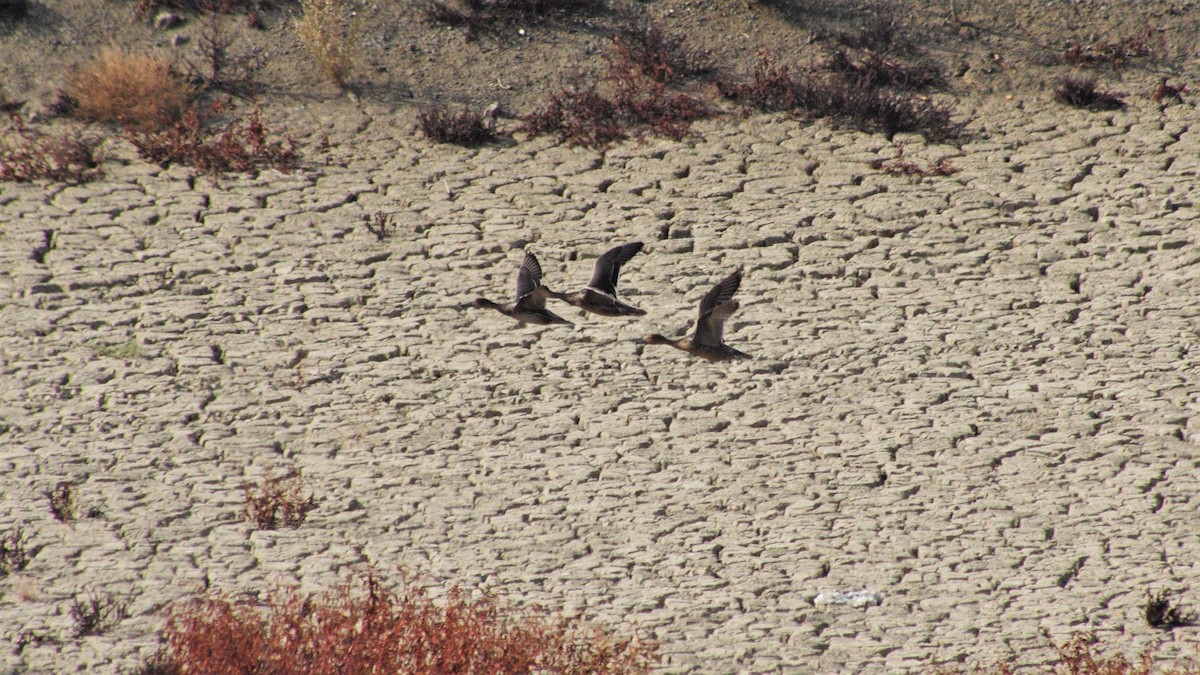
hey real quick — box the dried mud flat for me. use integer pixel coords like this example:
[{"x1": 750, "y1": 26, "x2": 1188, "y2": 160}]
[{"x1": 4, "y1": 2, "x2": 1200, "y2": 673}]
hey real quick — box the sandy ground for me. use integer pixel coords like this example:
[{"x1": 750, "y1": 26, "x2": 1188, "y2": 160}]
[{"x1": 3, "y1": 0, "x2": 1200, "y2": 673}]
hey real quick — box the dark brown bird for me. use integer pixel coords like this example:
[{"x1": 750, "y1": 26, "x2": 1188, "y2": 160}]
[
  {"x1": 550, "y1": 242, "x2": 646, "y2": 317},
  {"x1": 469, "y1": 252, "x2": 572, "y2": 326},
  {"x1": 641, "y1": 268, "x2": 751, "y2": 362}
]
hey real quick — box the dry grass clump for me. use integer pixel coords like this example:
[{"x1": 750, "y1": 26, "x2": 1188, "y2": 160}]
[
  {"x1": 295, "y1": 0, "x2": 359, "y2": 88},
  {"x1": 0, "y1": 527, "x2": 30, "y2": 577},
  {"x1": 418, "y1": 104, "x2": 501, "y2": 146},
  {"x1": 67, "y1": 47, "x2": 194, "y2": 130},
  {"x1": 146, "y1": 573, "x2": 658, "y2": 674},
  {"x1": 1, "y1": 113, "x2": 103, "y2": 183},
  {"x1": 127, "y1": 99, "x2": 297, "y2": 177},
  {"x1": 1145, "y1": 590, "x2": 1197, "y2": 630},
  {"x1": 241, "y1": 468, "x2": 316, "y2": 530},
  {"x1": 1054, "y1": 75, "x2": 1126, "y2": 110},
  {"x1": 520, "y1": 28, "x2": 711, "y2": 149},
  {"x1": 71, "y1": 591, "x2": 131, "y2": 638},
  {"x1": 718, "y1": 52, "x2": 960, "y2": 141}
]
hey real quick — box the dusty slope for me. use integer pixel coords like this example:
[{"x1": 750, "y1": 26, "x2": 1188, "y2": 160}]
[{"x1": 2, "y1": 0, "x2": 1200, "y2": 673}]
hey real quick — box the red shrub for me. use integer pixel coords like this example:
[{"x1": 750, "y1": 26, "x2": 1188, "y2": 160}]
[{"x1": 152, "y1": 573, "x2": 658, "y2": 674}]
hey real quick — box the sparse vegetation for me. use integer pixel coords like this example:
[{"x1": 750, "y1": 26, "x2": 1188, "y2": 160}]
[
  {"x1": 67, "y1": 47, "x2": 195, "y2": 130},
  {"x1": 295, "y1": 0, "x2": 360, "y2": 88},
  {"x1": 935, "y1": 631, "x2": 1200, "y2": 674},
  {"x1": 1145, "y1": 590, "x2": 1197, "y2": 630},
  {"x1": 718, "y1": 52, "x2": 960, "y2": 141},
  {"x1": 48, "y1": 482, "x2": 77, "y2": 523},
  {"x1": 187, "y1": 11, "x2": 262, "y2": 95},
  {"x1": 1054, "y1": 75, "x2": 1126, "y2": 110},
  {"x1": 70, "y1": 591, "x2": 131, "y2": 638},
  {"x1": 520, "y1": 29, "x2": 711, "y2": 149},
  {"x1": 127, "y1": 99, "x2": 297, "y2": 177},
  {"x1": 820, "y1": 15, "x2": 943, "y2": 91},
  {"x1": 0, "y1": 527, "x2": 30, "y2": 577},
  {"x1": 365, "y1": 212, "x2": 397, "y2": 241},
  {"x1": 242, "y1": 469, "x2": 317, "y2": 530},
  {"x1": 870, "y1": 143, "x2": 960, "y2": 178},
  {"x1": 418, "y1": 104, "x2": 501, "y2": 146},
  {"x1": 1, "y1": 112, "x2": 103, "y2": 183},
  {"x1": 146, "y1": 572, "x2": 658, "y2": 673},
  {"x1": 1063, "y1": 36, "x2": 1151, "y2": 68}
]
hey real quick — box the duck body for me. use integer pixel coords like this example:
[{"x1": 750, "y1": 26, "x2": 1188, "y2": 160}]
[
  {"x1": 555, "y1": 288, "x2": 647, "y2": 317},
  {"x1": 471, "y1": 252, "x2": 572, "y2": 326},
  {"x1": 551, "y1": 241, "x2": 646, "y2": 317},
  {"x1": 641, "y1": 268, "x2": 751, "y2": 362}
]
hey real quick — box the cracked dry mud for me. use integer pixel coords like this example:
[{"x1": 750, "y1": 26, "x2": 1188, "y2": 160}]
[{"x1": 2, "y1": 91, "x2": 1200, "y2": 672}]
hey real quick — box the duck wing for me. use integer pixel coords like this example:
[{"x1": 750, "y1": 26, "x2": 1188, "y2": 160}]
[
  {"x1": 586, "y1": 241, "x2": 643, "y2": 298},
  {"x1": 514, "y1": 252, "x2": 550, "y2": 310},
  {"x1": 692, "y1": 268, "x2": 743, "y2": 346}
]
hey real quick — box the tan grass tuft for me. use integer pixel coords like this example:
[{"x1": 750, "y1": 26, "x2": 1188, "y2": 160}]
[
  {"x1": 67, "y1": 46, "x2": 194, "y2": 130},
  {"x1": 295, "y1": 0, "x2": 360, "y2": 88}
]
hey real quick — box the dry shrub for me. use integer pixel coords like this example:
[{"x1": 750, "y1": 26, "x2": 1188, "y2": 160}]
[
  {"x1": 151, "y1": 573, "x2": 658, "y2": 674},
  {"x1": 520, "y1": 29, "x2": 711, "y2": 149},
  {"x1": 295, "y1": 0, "x2": 360, "y2": 87},
  {"x1": 1063, "y1": 36, "x2": 1151, "y2": 68},
  {"x1": 67, "y1": 47, "x2": 194, "y2": 130},
  {"x1": 1, "y1": 113, "x2": 102, "y2": 183},
  {"x1": 71, "y1": 591, "x2": 131, "y2": 638},
  {"x1": 719, "y1": 52, "x2": 959, "y2": 141},
  {"x1": 127, "y1": 99, "x2": 297, "y2": 177},
  {"x1": 241, "y1": 468, "x2": 316, "y2": 530},
  {"x1": 1054, "y1": 75, "x2": 1126, "y2": 110},
  {"x1": 417, "y1": 104, "x2": 500, "y2": 145},
  {"x1": 0, "y1": 527, "x2": 30, "y2": 576},
  {"x1": 1145, "y1": 590, "x2": 1197, "y2": 630},
  {"x1": 869, "y1": 143, "x2": 960, "y2": 178}
]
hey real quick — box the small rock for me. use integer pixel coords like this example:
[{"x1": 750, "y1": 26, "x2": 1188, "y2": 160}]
[
  {"x1": 154, "y1": 11, "x2": 182, "y2": 29},
  {"x1": 172, "y1": 34, "x2": 189, "y2": 47}
]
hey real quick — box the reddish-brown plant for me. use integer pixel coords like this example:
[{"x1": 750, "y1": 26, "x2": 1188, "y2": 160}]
[
  {"x1": 520, "y1": 29, "x2": 711, "y2": 149},
  {"x1": 0, "y1": 113, "x2": 102, "y2": 183},
  {"x1": 149, "y1": 573, "x2": 658, "y2": 673},
  {"x1": 869, "y1": 143, "x2": 960, "y2": 178},
  {"x1": 719, "y1": 52, "x2": 959, "y2": 141},
  {"x1": 240, "y1": 468, "x2": 316, "y2": 530},
  {"x1": 1063, "y1": 36, "x2": 1151, "y2": 68},
  {"x1": 127, "y1": 99, "x2": 297, "y2": 177}
]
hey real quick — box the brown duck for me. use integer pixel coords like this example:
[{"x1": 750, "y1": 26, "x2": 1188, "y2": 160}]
[
  {"x1": 641, "y1": 268, "x2": 751, "y2": 362},
  {"x1": 550, "y1": 241, "x2": 646, "y2": 317},
  {"x1": 469, "y1": 252, "x2": 572, "y2": 326}
]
